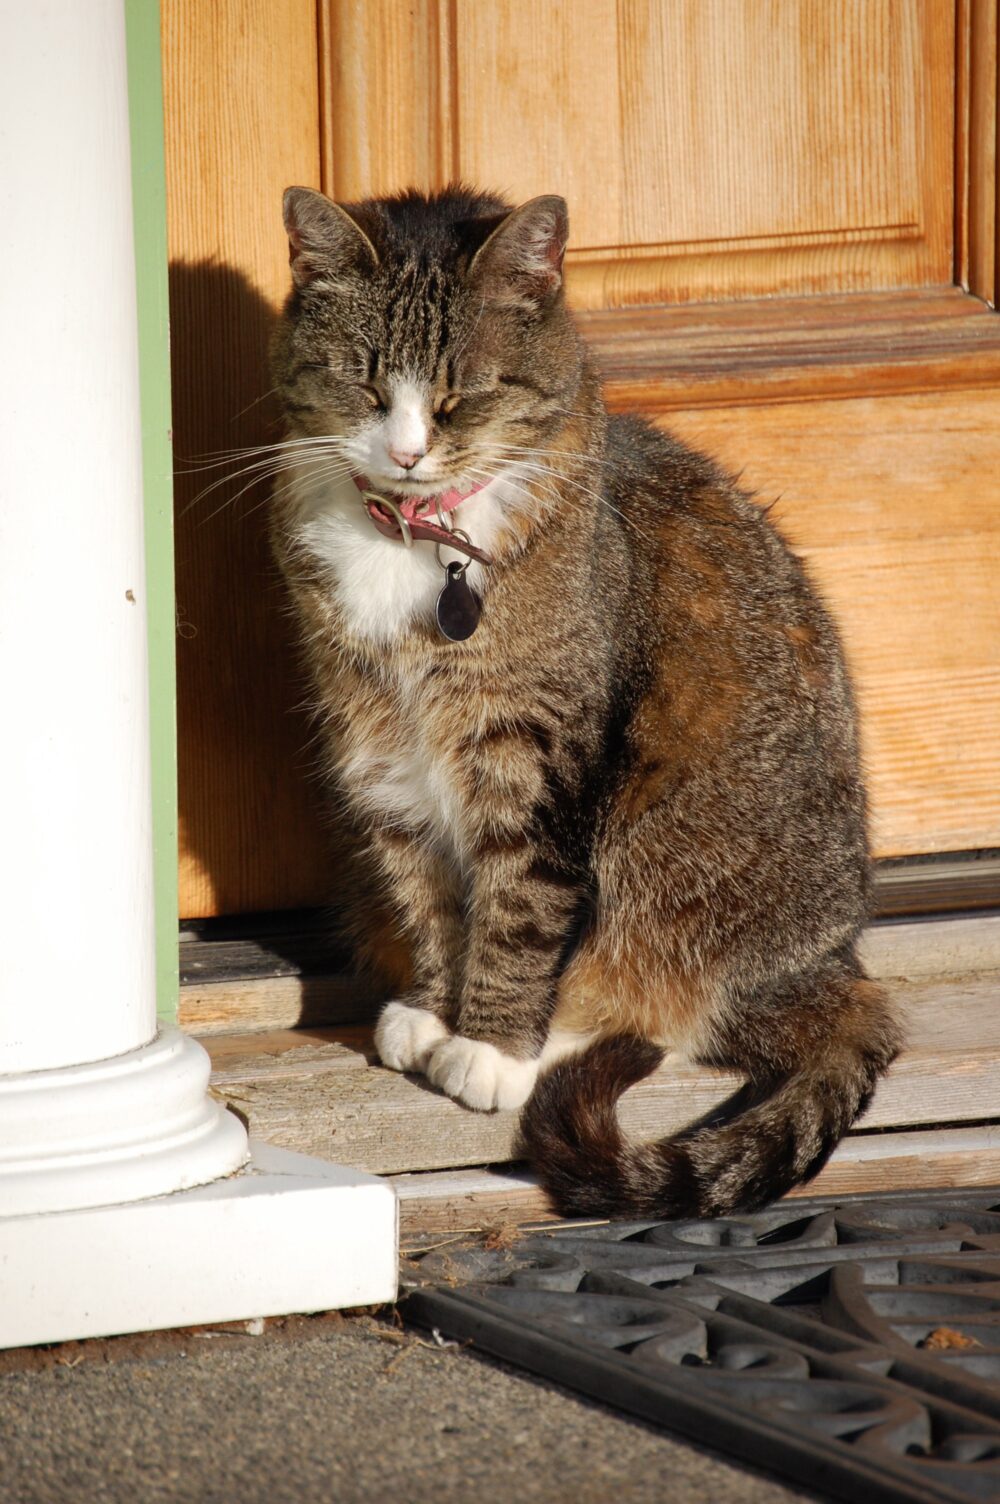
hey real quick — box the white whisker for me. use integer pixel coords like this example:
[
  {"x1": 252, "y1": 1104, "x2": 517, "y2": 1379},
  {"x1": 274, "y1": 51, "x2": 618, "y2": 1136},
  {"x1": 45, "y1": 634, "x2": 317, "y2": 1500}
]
[
  {"x1": 478, "y1": 450, "x2": 658, "y2": 545},
  {"x1": 187, "y1": 451, "x2": 353, "y2": 524},
  {"x1": 178, "y1": 434, "x2": 352, "y2": 470}
]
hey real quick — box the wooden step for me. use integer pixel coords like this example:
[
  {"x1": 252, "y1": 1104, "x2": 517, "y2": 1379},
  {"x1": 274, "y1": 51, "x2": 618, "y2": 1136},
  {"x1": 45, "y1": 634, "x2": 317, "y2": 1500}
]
[
  {"x1": 180, "y1": 898, "x2": 1000, "y2": 1037},
  {"x1": 391, "y1": 1126, "x2": 1000, "y2": 1239},
  {"x1": 206, "y1": 974, "x2": 1000, "y2": 1175},
  {"x1": 205, "y1": 916, "x2": 1000, "y2": 1185}
]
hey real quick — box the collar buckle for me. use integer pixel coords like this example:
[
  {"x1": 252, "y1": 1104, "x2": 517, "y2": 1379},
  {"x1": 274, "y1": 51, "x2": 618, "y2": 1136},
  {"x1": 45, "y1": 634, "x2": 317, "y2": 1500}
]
[{"x1": 361, "y1": 490, "x2": 413, "y2": 548}]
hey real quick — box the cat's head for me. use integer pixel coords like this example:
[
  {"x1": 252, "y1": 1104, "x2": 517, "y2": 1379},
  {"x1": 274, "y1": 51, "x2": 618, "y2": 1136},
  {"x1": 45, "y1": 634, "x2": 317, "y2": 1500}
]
[{"x1": 273, "y1": 186, "x2": 581, "y2": 498}]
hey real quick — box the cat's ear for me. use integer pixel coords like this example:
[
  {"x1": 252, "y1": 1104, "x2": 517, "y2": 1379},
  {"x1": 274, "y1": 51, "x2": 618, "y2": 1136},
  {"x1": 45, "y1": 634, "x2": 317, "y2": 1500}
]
[
  {"x1": 468, "y1": 195, "x2": 569, "y2": 307},
  {"x1": 282, "y1": 186, "x2": 379, "y2": 288}
]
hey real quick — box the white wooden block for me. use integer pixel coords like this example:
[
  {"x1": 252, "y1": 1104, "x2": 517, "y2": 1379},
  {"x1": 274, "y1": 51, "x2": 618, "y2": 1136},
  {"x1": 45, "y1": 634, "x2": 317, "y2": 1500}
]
[{"x1": 0, "y1": 1141, "x2": 398, "y2": 1350}]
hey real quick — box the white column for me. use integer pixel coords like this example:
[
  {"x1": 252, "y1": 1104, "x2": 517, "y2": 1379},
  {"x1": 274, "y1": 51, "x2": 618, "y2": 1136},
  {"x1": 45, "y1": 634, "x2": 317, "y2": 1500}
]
[
  {"x1": 0, "y1": 2, "x2": 396, "y2": 1344},
  {"x1": 0, "y1": 0, "x2": 247, "y2": 1215},
  {"x1": 0, "y1": 0, "x2": 155, "y2": 1074}
]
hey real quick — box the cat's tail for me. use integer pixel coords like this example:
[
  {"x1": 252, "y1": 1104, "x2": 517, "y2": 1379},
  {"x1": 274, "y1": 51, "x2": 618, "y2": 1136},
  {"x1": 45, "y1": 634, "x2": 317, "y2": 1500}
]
[{"x1": 520, "y1": 969, "x2": 900, "y2": 1220}]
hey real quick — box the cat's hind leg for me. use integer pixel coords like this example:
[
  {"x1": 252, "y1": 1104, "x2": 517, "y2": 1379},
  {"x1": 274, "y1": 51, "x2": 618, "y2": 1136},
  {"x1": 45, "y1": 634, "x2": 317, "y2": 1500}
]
[{"x1": 522, "y1": 949, "x2": 901, "y2": 1219}]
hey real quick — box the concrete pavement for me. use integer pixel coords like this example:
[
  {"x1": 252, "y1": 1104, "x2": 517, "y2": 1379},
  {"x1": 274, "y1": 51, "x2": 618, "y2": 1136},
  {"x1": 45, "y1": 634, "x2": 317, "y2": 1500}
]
[{"x1": 0, "y1": 1309, "x2": 817, "y2": 1504}]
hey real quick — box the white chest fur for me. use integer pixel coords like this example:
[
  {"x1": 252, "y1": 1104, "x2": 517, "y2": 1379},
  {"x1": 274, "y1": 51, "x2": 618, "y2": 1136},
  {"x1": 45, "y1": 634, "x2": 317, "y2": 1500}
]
[
  {"x1": 285, "y1": 469, "x2": 516, "y2": 863},
  {"x1": 289, "y1": 470, "x2": 509, "y2": 645}
]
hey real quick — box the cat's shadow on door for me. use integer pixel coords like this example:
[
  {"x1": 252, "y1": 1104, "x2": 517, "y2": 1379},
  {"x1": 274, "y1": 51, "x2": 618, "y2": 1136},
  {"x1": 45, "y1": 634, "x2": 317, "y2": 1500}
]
[{"x1": 169, "y1": 258, "x2": 363, "y2": 1026}]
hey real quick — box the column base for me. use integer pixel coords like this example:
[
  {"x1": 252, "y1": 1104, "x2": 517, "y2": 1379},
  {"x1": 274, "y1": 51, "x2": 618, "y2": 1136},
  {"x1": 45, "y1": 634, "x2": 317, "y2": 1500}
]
[
  {"x1": 0, "y1": 1140, "x2": 398, "y2": 1349},
  {"x1": 0, "y1": 1027, "x2": 249, "y2": 1216}
]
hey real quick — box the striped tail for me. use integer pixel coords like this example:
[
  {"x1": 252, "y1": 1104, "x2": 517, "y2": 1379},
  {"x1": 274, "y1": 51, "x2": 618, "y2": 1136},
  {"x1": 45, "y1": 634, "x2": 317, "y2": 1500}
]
[{"x1": 520, "y1": 1022, "x2": 897, "y2": 1221}]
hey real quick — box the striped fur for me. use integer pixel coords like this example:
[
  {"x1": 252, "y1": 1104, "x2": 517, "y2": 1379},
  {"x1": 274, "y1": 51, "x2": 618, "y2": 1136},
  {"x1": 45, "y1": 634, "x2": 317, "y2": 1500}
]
[
  {"x1": 271, "y1": 186, "x2": 902, "y2": 1217},
  {"x1": 522, "y1": 958, "x2": 900, "y2": 1219}
]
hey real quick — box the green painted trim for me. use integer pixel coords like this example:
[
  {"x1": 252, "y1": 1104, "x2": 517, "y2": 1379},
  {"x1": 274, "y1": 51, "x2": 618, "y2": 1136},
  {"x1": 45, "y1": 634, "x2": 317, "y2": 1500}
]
[{"x1": 125, "y1": 0, "x2": 178, "y2": 1025}]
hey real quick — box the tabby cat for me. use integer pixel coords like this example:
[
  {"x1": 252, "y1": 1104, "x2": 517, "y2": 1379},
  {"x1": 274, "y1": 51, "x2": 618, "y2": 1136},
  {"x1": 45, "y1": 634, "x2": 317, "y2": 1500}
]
[{"x1": 270, "y1": 185, "x2": 901, "y2": 1219}]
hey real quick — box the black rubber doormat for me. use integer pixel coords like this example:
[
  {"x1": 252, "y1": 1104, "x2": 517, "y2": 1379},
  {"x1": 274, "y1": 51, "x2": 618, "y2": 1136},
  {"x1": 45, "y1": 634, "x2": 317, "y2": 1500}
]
[{"x1": 404, "y1": 1189, "x2": 1000, "y2": 1503}]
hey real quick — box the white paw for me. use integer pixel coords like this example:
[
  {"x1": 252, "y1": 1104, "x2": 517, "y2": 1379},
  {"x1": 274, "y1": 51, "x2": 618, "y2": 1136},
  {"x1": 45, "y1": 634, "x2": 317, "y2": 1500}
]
[
  {"x1": 426, "y1": 1035, "x2": 539, "y2": 1112},
  {"x1": 374, "y1": 1001, "x2": 449, "y2": 1074}
]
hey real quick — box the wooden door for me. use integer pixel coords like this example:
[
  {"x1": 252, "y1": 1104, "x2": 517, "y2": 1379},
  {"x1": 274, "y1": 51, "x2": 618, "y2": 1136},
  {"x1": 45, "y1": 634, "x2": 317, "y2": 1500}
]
[{"x1": 163, "y1": 0, "x2": 1000, "y2": 920}]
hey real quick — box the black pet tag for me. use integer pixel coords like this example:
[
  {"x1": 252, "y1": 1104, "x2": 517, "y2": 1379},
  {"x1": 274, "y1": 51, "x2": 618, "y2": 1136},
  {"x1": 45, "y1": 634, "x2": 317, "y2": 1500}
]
[{"x1": 436, "y1": 561, "x2": 481, "y2": 641}]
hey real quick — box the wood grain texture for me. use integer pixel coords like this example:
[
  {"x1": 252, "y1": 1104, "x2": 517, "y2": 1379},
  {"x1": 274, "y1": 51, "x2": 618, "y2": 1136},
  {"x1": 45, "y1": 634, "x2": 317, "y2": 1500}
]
[
  {"x1": 180, "y1": 975, "x2": 371, "y2": 1036},
  {"x1": 393, "y1": 1128, "x2": 1000, "y2": 1236},
  {"x1": 859, "y1": 913, "x2": 1000, "y2": 980},
  {"x1": 956, "y1": 0, "x2": 999, "y2": 304},
  {"x1": 874, "y1": 857, "x2": 1000, "y2": 917},
  {"x1": 321, "y1": 0, "x2": 954, "y2": 307},
  {"x1": 162, "y1": 0, "x2": 332, "y2": 918},
  {"x1": 661, "y1": 388, "x2": 1000, "y2": 857},
  {"x1": 206, "y1": 971, "x2": 1000, "y2": 1176},
  {"x1": 320, "y1": 0, "x2": 453, "y2": 197},
  {"x1": 585, "y1": 288, "x2": 1000, "y2": 411}
]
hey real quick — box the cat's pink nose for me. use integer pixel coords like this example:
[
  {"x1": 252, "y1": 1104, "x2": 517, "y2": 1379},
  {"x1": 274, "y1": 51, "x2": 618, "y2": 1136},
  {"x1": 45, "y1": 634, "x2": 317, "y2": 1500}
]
[{"x1": 389, "y1": 446, "x2": 424, "y2": 471}]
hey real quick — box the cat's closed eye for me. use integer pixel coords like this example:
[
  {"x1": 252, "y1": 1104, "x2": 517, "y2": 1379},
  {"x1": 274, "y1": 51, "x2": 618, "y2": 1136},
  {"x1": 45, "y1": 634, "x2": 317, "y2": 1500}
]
[
  {"x1": 359, "y1": 383, "x2": 387, "y2": 412},
  {"x1": 434, "y1": 393, "x2": 461, "y2": 418}
]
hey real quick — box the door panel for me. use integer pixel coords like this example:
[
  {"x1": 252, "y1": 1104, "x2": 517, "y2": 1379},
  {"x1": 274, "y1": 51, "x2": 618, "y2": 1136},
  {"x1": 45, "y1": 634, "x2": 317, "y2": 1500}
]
[
  {"x1": 164, "y1": 0, "x2": 1000, "y2": 917},
  {"x1": 665, "y1": 390, "x2": 1000, "y2": 856},
  {"x1": 321, "y1": 0, "x2": 954, "y2": 305}
]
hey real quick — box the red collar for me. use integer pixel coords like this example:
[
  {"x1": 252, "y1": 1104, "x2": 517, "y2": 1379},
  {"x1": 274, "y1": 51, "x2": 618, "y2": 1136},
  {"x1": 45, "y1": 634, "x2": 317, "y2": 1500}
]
[
  {"x1": 351, "y1": 474, "x2": 493, "y2": 564},
  {"x1": 351, "y1": 473, "x2": 485, "y2": 519}
]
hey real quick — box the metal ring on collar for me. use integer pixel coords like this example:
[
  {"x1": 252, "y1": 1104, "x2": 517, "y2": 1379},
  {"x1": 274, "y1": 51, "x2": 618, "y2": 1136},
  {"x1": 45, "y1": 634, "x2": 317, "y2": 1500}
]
[{"x1": 435, "y1": 528, "x2": 472, "y2": 571}]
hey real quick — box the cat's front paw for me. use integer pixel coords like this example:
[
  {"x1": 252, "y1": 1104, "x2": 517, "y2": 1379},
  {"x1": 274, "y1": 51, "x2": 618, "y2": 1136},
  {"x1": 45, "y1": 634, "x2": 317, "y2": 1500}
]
[
  {"x1": 426, "y1": 1035, "x2": 539, "y2": 1112},
  {"x1": 375, "y1": 1000, "x2": 450, "y2": 1074}
]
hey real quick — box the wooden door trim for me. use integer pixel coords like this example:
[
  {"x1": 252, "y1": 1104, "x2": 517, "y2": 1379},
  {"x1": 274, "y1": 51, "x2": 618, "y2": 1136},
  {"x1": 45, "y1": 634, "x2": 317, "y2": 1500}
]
[
  {"x1": 318, "y1": 0, "x2": 455, "y2": 199},
  {"x1": 579, "y1": 286, "x2": 1000, "y2": 412},
  {"x1": 956, "y1": 0, "x2": 999, "y2": 305}
]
